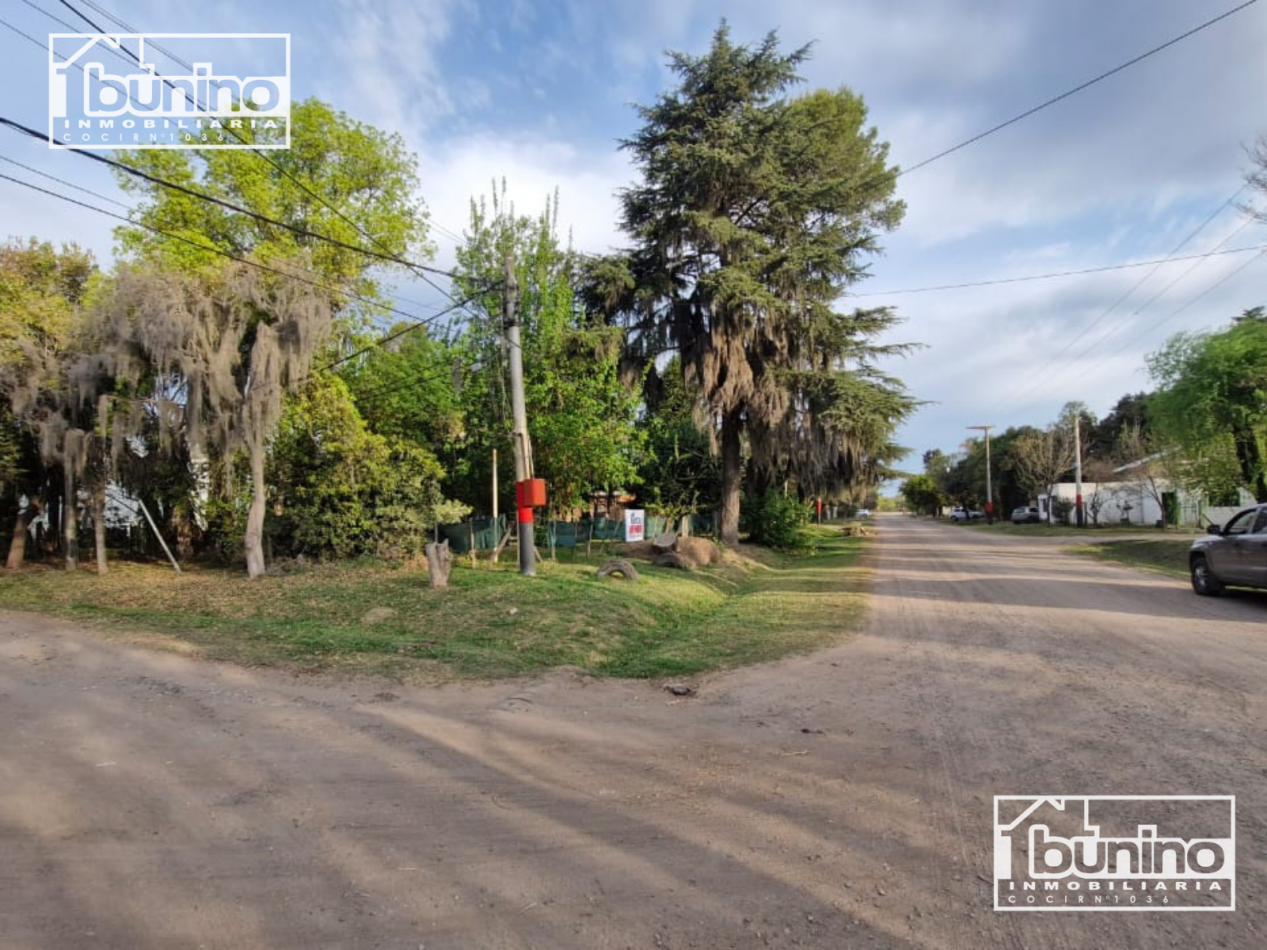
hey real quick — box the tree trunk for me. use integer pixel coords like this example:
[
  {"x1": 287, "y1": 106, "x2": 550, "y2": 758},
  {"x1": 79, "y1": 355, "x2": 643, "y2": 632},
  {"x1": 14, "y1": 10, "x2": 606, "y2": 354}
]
[
  {"x1": 6, "y1": 499, "x2": 35, "y2": 570},
  {"x1": 1232, "y1": 424, "x2": 1267, "y2": 503},
  {"x1": 718, "y1": 410, "x2": 743, "y2": 546},
  {"x1": 47, "y1": 478, "x2": 59, "y2": 560},
  {"x1": 425, "y1": 539, "x2": 452, "y2": 588},
  {"x1": 244, "y1": 445, "x2": 267, "y2": 579},
  {"x1": 93, "y1": 481, "x2": 108, "y2": 575},
  {"x1": 63, "y1": 464, "x2": 78, "y2": 571}
]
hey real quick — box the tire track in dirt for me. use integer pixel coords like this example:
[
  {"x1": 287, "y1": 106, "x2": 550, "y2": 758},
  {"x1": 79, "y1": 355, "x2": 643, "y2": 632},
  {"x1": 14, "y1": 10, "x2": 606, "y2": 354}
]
[{"x1": 1, "y1": 517, "x2": 1265, "y2": 948}]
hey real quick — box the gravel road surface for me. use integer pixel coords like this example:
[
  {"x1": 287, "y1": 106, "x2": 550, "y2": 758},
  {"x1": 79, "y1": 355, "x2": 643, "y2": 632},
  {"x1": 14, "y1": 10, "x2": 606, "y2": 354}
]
[{"x1": 1, "y1": 515, "x2": 1263, "y2": 948}]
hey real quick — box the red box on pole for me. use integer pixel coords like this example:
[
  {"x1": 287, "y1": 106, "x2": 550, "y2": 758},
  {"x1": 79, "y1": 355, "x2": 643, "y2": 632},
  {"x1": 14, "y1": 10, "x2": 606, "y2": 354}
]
[{"x1": 516, "y1": 478, "x2": 547, "y2": 509}]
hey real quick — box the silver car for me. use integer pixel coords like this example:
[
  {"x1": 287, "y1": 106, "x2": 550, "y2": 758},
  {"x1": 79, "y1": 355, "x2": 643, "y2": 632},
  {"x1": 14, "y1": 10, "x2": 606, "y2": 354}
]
[{"x1": 1189, "y1": 504, "x2": 1267, "y2": 595}]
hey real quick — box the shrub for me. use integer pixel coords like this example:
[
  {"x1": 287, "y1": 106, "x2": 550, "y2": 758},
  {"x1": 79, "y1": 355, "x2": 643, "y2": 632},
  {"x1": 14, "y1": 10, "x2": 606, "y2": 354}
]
[
  {"x1": 267, "y1": 375, "x2": 448, "y2": 561},
  {"x1": 1051, "y1": 497, "x2": 1074, "y2": 524},
  {"x1": 741, "y1": 490, "x2": 815, "y2": 553}
]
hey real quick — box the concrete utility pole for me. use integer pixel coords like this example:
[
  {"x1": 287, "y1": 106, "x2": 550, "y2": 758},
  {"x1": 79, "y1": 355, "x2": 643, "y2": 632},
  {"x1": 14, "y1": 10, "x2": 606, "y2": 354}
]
[
  {"x1": 504, "y1": 253, "x2": 536, "y2": 576},
  {"x1": 1074, "y1": 415, "x2": 1084, "y2": 528},
  {"x1": 968, "y1": 425, "x2": 994, "y2": 523}
]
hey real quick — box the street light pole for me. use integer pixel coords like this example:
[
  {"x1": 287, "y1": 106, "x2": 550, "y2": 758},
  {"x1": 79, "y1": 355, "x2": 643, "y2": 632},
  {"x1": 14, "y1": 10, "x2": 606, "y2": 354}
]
[{"x1": 968, "y1": 425, "x2": 995, "y2": 524}]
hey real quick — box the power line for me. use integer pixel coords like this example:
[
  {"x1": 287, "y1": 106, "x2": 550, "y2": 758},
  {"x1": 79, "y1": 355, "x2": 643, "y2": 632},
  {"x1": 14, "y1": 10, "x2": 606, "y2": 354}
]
[
  {"x1": 897, "y1": 0, "x2": 1260, "y2": 179},
  {"x1": 0, "y1": 169, "x2": 486, "y2": 412},
  {"x1": 0, "y1": 15, "x2": 471, "y2": 296},
  {"x1": 1011, "y1": 185, "x2": 1249, "y2": 387},
  {"x1": 1007, "y1": 196, "x2": 1257, "y2": 403},
  {"x1": 1, "y1": 117, "x2": 463, "y2": 281},
  {"x1": 0, "y1": 152, "x2": 130, "y2": 208},
  {"x1": 19, "y1": 0, "x2": 159, "y2": 83},
  {"x1": 853, "y1": 240, "x2": 1267, "y2": 297},
  {"x1": 19, "y1": 0, "x2": 89, "y2": 35},
  {"x1": 72, "y1": 0, "x2": 227, "y2": 93},
  {"x1": 0, "y1": 15, "x2": 48, "y2": 49},
  {"x1": 50, "y1": 1, "x2": 469, "y2": 307},
  {"x1": 4, "y1": 13, "x2": 482, "y2": 359},
  {"x1": 0, "y1": 170, "x2": 474, "y2": 337},
  {"x1": 1054, "y1": 249, "x2": 1267, "y2": 393},
  {"x1": 1033, "y1": 214, "x2": 1259, "y2": 393}
]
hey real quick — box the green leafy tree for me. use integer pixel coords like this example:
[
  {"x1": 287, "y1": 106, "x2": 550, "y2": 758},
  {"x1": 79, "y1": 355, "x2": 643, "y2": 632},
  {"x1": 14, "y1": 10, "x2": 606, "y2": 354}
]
[
  {"x1": 634, "y1": 357, "x2": 722, "y2": 523},
  {"x1": 112, "y1": 98, "x2": 432, "y2": 332},
  {"x1": 982, "y1": 425, "x2": 1041, "y2": 512},
  {"x1": 1148, "y1": 317, "x2": 1267, "y2": 502},
  {"x1": 86, "y1": 260, "x2": 332, "y2": 577},
  {"x1": 1011, "y1": 423, "x2": 1076, "y2": 523},
  {"x1": 899, "y1": 473, "x2": 945, "y2": 516},
  {"x1": 740, "y1": 489, "x2": 813, "y2": 552},
  {"x1": 345, "y1": 330, "x2": 464, "y2": 448},
  {"x1": 601, "y1": 23, "x2": 910, "y2": 544},
  {"x1": 1088, "y1": 392, "x2": 1150, "y2": 460},
  {"x1": 268, "y1": 373, "x2": 446, "y2": 560},
  {"x1": 451, "y1": 185, "x2": 642, "y2": 517},
  {"x1": 0, "y1": 239, "x2": 99, "y2": 569}
]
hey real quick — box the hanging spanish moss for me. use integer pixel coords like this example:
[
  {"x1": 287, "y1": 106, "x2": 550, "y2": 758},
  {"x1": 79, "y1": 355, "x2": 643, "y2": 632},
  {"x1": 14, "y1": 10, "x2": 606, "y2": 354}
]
[
  {"x1": 591, "y1": 25, "x2": 915, "y2": 542},
  {"x1": 88, "y1": 259, "x2": 333, "y2": 577}
]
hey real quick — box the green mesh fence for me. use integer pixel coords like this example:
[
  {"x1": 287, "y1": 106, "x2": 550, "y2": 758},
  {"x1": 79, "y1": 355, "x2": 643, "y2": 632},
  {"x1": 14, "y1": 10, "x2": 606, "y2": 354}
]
[{"x1": 438, "y1": 515, "x2": 507, "y2": 554}]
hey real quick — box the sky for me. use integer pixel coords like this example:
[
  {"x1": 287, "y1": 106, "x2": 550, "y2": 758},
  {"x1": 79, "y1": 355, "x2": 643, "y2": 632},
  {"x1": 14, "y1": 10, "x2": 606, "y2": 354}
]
[{"x1": 2, "y1": 0, "x2": 1266, "y2": 474}]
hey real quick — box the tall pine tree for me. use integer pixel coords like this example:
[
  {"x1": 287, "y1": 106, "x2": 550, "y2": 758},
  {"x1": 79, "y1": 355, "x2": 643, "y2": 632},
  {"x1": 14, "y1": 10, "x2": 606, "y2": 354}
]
[{"x1": 603, "y1": 23, "x2": 913, "y2": 543}]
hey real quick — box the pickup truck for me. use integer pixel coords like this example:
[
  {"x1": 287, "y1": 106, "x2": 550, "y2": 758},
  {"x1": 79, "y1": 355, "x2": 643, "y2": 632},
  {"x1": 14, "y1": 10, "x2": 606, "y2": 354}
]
[{"x1": 949, "y1": 507, "x2": 984, "y2": 522}]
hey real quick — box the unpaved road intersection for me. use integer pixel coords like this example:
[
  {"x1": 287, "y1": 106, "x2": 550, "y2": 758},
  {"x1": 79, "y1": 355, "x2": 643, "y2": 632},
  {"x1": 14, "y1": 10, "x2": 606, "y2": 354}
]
[{"x1": 2, "y1": 516, "x2": 1264, "y2": 948}]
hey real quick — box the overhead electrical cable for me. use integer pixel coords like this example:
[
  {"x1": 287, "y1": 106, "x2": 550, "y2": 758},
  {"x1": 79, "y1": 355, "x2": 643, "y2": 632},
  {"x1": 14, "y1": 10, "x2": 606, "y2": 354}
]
[
  {"x1": 853, "y1": 240, "x2": 1267, "y2": 297},
  {"x1": 50, "y1": 1, "x2": 471, "y2": 302},
  {"x1": 1, "y1": 118, "x2": 465, "y2": 283},
  {"x1": 895, "y1": 0, "x2": 1259, "y2": 179},
  {"x1": 0, "y1": 171, "x2": 479, "y2": 340}
]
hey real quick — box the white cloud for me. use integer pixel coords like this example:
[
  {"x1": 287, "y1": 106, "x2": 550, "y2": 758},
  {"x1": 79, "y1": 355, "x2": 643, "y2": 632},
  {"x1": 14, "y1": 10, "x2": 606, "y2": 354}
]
[
  {"x1": 323, "y1": 0, "x2": 461, "y2": 135},
  {"x1": 415, "y1": 133, "x2": 634, "y2": 267}
]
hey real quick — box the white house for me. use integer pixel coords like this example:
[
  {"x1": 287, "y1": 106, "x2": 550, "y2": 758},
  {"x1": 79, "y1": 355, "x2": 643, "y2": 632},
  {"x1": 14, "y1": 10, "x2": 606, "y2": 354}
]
[{"x1": 1038, "y1": 477, "x2": 1255, "y2": 529}]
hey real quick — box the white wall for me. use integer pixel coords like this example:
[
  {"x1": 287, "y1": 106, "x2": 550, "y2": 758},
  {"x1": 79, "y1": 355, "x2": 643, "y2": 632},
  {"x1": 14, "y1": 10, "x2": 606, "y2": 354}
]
[
  {"x1": 1039, "y1": 481, "x2": 1187, "y2": 527},
  {"x1": 1039, "y1": 482, "x2": 1255, "y2": 528}
]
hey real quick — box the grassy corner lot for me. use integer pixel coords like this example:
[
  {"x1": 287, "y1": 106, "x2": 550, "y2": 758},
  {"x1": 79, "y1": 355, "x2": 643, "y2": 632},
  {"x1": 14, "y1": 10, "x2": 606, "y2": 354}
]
[
  {"x1": 1064, "y1": 538, "x2": 1193, "y2": 578},
  {"x1": 0, "y1": 527, "x2": 870, "y2": 681}
]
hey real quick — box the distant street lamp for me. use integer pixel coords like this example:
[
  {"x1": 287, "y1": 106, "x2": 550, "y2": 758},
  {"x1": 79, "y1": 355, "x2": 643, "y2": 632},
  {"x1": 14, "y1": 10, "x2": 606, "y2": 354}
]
[{"x1": 968, "y1": 425, "x2": 995, "y2": 523}]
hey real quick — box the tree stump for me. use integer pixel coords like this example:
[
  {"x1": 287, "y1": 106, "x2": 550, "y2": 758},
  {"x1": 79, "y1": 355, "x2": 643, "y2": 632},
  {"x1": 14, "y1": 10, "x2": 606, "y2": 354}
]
[
  {"x1": 425, "y1": 539, "x2": 453, "y2": 588},
  {"x1": 651, "y1": 531, "x2": 679, "y2": 554},
  {"x1": 596, "y1": 558, "x2": 639, "y2": 581}
]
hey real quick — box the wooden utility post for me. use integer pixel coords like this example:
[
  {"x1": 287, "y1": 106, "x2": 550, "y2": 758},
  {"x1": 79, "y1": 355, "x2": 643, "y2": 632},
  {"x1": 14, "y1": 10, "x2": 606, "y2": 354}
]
[
  {"x1": 504, "y1": 254, "x2": 537, "y2": 576},
  {"x1": 1074, "y1": 415, "x2": 1084, "y2": 528}
]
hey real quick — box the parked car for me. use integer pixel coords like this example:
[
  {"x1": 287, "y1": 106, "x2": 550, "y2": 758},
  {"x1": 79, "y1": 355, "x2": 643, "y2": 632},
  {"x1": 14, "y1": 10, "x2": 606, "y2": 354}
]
[
  {"x1": 855, "y1": 508, "x2": 871, "y2": 519},
  {"x1": 1011, "y1": 506, "x2": 1042, "y2": 524},
  {"x1": 949, "y1": 507, "x2": 984, "y2": 522},
  {"x1": 1189, "y1": 504, "x2": 1267, "y2": 595}
]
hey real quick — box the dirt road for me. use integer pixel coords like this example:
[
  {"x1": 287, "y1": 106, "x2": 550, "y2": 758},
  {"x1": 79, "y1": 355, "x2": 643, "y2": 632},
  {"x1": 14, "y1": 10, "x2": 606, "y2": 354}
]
[{"x1": 2, "y1": 515, "x2": 1264, "y2": 949}]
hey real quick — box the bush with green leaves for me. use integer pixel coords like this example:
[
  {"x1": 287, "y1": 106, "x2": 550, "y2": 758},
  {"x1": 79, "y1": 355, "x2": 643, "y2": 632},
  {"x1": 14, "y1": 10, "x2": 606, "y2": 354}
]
[
  {"x1": 740, "y1": 490, "x2": 814, "y2": 553},
  {"x1": 267, "y1": 374, "x2": 449, "y2": 560}
]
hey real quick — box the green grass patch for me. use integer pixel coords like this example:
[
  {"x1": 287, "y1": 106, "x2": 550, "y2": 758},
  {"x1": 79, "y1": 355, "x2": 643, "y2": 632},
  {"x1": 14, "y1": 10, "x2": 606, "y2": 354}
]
[
  {"x1": 0, "y1": 528, "x2": 870, "y2": 681},
  {"x1": 1064, "y1": 539, "x2": 1193, "y2": 577}
]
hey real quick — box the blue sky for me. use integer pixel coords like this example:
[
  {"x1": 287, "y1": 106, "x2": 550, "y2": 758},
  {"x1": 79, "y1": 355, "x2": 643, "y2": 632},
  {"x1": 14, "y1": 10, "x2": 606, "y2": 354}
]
[{"x1": 2, "y1": 0, "x2": 1266, "y2": 473}]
